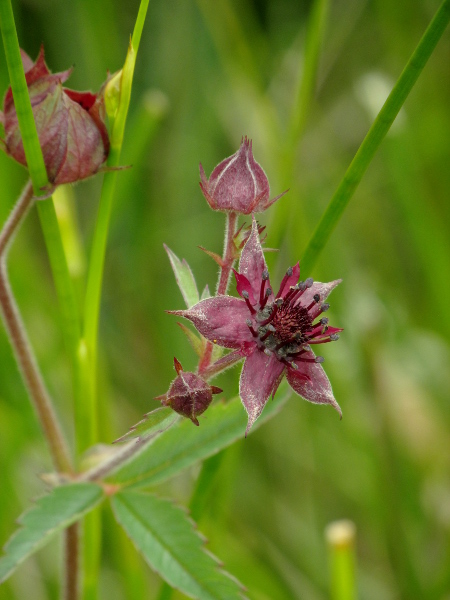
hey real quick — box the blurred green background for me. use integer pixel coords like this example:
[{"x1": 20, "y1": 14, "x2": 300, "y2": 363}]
[{"x1": 1, "y1": 0, "x2": 450, "y2": 598}]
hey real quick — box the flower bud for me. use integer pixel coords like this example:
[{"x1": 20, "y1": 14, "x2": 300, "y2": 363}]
[
  {"x1": 160, "y1": 358, "x2": 222, "y2": 426},
  {"x1": 0, "y1": 46, "x2": 109, "y2": 187},
  {"x1": 199, "y1": 136, "x2": 286, "y2": 214}
]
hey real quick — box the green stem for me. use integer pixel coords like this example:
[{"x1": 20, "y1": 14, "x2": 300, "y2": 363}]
[
  {"x1": 301, "y1": 0, "x2": 450, "y2": 273},
  {"x1": 325, "y1": 520, "x2": 357, "y2": 600},
  {"x1": 78, "y1": 3, "x2": 150, "y2": 598}
]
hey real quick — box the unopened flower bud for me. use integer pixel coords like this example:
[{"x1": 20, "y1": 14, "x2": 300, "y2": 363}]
[
  {"x1": 199, "y1": 136, "x2": 286, "y2": 214},
  {"x1": 0, "y1": 46, "x2": 109, "y2": 187},
  {"x1": 160, "y1": 358, "x2": 222, "y2": 426}
]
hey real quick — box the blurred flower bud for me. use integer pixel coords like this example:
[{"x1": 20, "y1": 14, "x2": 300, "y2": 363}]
[
  {"x1": 159, "y1": 358, "x2": 222, "y2": 426},
  {"x1": 199, "y1": 136, "x2": 286, "y2": 214},
  {"x1": 0, "y1": 46, "x2": 109, "y2": 186}
]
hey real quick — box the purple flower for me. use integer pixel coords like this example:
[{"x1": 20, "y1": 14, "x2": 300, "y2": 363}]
[
  {"x1": 172, "y1": 218, "x2": 343, "y2": 434},
  {"x1": 199, "y1": 136, "x2": 286, "y2": 214}
]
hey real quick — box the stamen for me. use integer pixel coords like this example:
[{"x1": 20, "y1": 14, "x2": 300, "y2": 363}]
[
  {"x1": 276, "y1": 266, "x2": 294, "y2": 298},
  {"x1": 259, "y1": 303, "x2": 279, "y2": 326},
  {"x1": 316, "y1": 303, "x2": 330, "y2": 316},
  {"x1": 281, "y1": 357, "x2": 298, "y2": 370},
  {"x1": 242, "y1": 290, "x2": 256, "y2": 314},
  {"x1": 287, "y1": 281, "x2": 308, "y2": 303},
  {"x1": 259, "y1": 272, "x2": 269, "y2": 306},
  {"x1": 260, "y1": 287, "x2": 272, "y2": 310},
  {"x1": 306, "y1": 294, "x2": 321, "y2": 311},
  {"x1": 260, "y1": 328, "x2": 273, "y2": 342},
  {"x1": 246, "y1": 319, "x2": 258, "y2": 337}
]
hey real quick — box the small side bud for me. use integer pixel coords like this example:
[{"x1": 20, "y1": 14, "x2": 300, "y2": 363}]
[{"x1": 160, "y1": 365, "x2": 222, "y2": 426}]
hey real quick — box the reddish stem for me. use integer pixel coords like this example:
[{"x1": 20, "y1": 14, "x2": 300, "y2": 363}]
[{"x1": 199, "y1": 212, "x2": 238, "y2": 375}]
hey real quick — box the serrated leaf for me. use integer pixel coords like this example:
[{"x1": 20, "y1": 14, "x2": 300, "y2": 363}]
[
  {"x1": 114, "y1": 406, "x2": 179, "y2": 443},
  {"x1": 111, "y1": 382, "x2": 290, "y2": 489},
  {"x1": 177, "y1": 321, "x2": 205, "y2": 357},
  {"x1": 0, "y1": 483, "x2": 104, "y2": 583},
  {"x1": 111, "y1": 491, "x2": 245, "y2": 599},
  {"x1": 164, "y1": 244, "x2": 200, "y2": 308}
]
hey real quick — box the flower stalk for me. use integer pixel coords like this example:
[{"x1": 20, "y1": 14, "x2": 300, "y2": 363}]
[{"x1": 0, "y1": 181, "x2": 73, "y2": 474}]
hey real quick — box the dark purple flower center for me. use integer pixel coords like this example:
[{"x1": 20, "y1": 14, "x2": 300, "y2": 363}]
[{"x1": 241, "y1": 268, "x2": 340, "y2": 370}]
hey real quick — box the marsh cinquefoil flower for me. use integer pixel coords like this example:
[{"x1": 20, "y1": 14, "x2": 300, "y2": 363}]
[
  {"x1": 173, "y1": 218, "x2": 343, "y2": 434},
  {"x1": 0, "y1": 46, "x2": 109, "y2": 187},
  {"x1": 199, "y1": 136, "x2": 286, "y2": 214}
]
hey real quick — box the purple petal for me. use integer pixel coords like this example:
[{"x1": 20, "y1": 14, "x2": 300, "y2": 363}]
[
  {"x1": 233, "y1": 269, "x2": 256, "y2": 305},
  {"x1": 295, "y1": 279, "x2": 342, "y2": 319},
  {"x1": 239, "y1": 348, "x2": 285, "y2": 435},
  {"x1": 286, "y1": 353, "x2": 342, "y2": 417},
  {"x1": 170, "y1": 296, "x2": 253, "y2": 349},
  {"x1": 239, "y1": 216, "x2": 269, "y2": 301}
]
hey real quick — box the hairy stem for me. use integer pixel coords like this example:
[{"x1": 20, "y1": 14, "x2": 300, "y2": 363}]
[
  {"x1": 199, "y1": 212, "x2": 238, "y2": 375},
  {"x1": 216, "y1": 211, "x2": 238, "y2": 295},
  {"x1": 0, "y1": 181, "x2": 73, "y2": 474}
]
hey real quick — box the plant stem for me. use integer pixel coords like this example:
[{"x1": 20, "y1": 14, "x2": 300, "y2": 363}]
[
  {"x1": 198, "y1": 211, "x2": 238, "y2": 375},
  {"x1": 64, "y1": 523, "x2": 80, "y2": 600},
  {"x1": 0, "y1": 181, "x2": 73, "y2": 474},
  {"x1": 301, "y1": 0, "x2": 450, "y2": 273},
  {"x1": 216, "y1": 211, "x2": 238, "y2": 295}
]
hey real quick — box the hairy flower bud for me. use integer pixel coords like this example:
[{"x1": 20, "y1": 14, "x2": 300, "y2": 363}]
[
  {"x1": 160, "y1": 358, "x2": 222, "y2": 426},
  {"x1": 199, "y1": 136, "x2": 286, "y2": 214},
  {"x1": 0, "y1": 46, "x2": 109, "y2": 187}
]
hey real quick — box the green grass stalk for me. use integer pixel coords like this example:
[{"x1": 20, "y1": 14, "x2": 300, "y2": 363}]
[
  {"x1": 78, "y1": 2, "x2": 149, "y2": 597},
  {"x1": 301, "y1": 0, "x2": 450, "y2": 273}
]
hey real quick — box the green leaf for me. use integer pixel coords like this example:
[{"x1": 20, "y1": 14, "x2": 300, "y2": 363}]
[
  {"x1": 200, "y1": 284, "x2": 211, "y2": 300},
  {"x1": 0, "y1": 483, "x2": 104, "y2": 583},
  {"x1": 114, "y1": 406, "x2": 179, "y2": 443},
  {"x1": 111, "y1": 383, "x2": 290, "y2": 489},
  {"x1": 111, "y1": 491, "x2": 244, "y2": 599},
  {"x1": 177, "y1": 321, "x2": 205, "y2": 357},
  {"x1": 164, "y1": 244, "x2": 200, "y2": 308}
]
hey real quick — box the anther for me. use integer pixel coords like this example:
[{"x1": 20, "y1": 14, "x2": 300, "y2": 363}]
[
  {"x1": 286, "y1": 266, "x2": 293, "y2": 276},
  {"x1": 313, "y1": 294, "x2": 320, "y2": 302},
  {"x1": 264, "y1": 348, "x2": 273, "y2": 356},
  {"x1": 305, "y1": 277, "x2": 313, "y2": 288},
  {"x1": 320, "y1": 317, "x2": 329, "y2": 325},
  {"x1": 330, "y1": 334, "x2": 339, "y2": 341},
  {"x1": 321, "y1": 303, "x2": 330, "y2": 312},
  {"x1": 262, "y1": 270, "x2": 269, "y2": 280},
  {"x1": 275, "y1": 298, "x2": 283, "y2": 307},
  {"x1": 315, "y1": 356, "x2": 325, "y2": 363}
]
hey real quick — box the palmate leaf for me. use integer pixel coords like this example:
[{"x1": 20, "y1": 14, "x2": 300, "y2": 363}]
[
  {"x1": 111, "y1": 491, "x2": 245, "y2": 599},
  {"x1": 111, "y1": 384, "x2": 290, "y2": 489},
  {"x1": 0, "y1": 483, "x2": 104, "y2": 583},
  {"x1": 164, "y1": 244, "x2": 200, "y2": 308}
]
